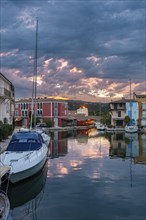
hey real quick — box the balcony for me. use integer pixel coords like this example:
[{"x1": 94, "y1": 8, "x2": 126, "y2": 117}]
[{"x1": 0, "y1": 88, "x2": 14, "y2": 101}]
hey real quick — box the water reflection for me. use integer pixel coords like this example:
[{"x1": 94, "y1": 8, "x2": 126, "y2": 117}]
[
  {"x1": 49, "y1": 129, "x2": 146, "y2": 174},
  {"x1": 49, "y1": 131, "x2": 68, "y2": 159},
  {"x1": 4, "y1": 128, "x2": 146, "y2": 220},
  {"x1": 108, "y1": 132, "x2": 146, "y2": 164},
  {"x1": 5, "y1": 162, "x2": 48, "y2": 219}
]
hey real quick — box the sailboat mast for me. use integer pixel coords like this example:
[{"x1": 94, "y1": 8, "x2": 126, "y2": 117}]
[
  {"x1": 34, "y1": 18, "x2": 38, "y2": 128},
  {"x1": 130, "y1": 79, "x2": 131, "y2": 100},
  {"x1": 129, "y1": 79, "x2": 132, "y2": 120}
]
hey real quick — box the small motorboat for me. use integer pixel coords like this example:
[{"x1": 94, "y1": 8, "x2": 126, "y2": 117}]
[
  {"x1": 0, "y1": 131, "x2": 48, "y2": 183},
  {"x1": 20, "y1": 127, "x2": 50, "y2": 146},
  {"x1": 94, "y1": 122, "x2": 105, "y2": 131},
  {"x1": 33, "y1": 127, "x2": 50, "y2": 146},
  {"x1": 125, "y1": 123, "x2": 138, "y2": 133}
]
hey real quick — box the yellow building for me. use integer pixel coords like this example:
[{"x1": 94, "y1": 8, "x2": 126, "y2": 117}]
[{"x1": 133, "y1": 93, "x2": 146, "y2": 127}]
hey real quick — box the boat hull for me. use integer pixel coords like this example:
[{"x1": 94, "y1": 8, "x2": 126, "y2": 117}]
[
  {"x1": 125, "y1": 125, "x2": 138, "y2": 133},
  {"x1": 9, "y1": 156, "x2": 47, "y2": 184},
  {"x1": 95, "y1": 123, "x2": 105, "y2": 131}
]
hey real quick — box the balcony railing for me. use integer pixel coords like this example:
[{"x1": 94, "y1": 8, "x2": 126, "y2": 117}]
[{"x1": 0, "y1": 87, "x2": 14, "y2": 100}]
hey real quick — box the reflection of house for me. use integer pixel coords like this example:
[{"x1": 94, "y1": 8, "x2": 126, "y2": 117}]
[
  {"x1": 125, "y1": 137, "x2": 139, "y2": 158},
  {"x1": 0, "y1": 73, "x2": 15, "y2": 124},
  {"x1": 109, "y1": 98, "x2": 138, "y2": 127},
  {"x1": 109, "y1": 132, "x2": 146, "y2": 163},
  {"x1": 133, "y1": 134, "x2": 146, "y2": 164},
  {"x1": 15, "y1": 98, "x2": 68, "y2": 127},
  {"x1": 109, "y1": 133, "x2": 126, "y2": 158},
  {"x1": 133, "y1": 93, "x2": 146, "y2": 127},
  {"x1": 49, "y1": 131, "x2": 68, "y2": 158}
]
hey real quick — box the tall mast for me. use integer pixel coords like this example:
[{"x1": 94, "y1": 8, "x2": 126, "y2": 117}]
[
  {"x1": 130, "y1": 79, "x2": 131, "y2": 100},
  {"x1": 34, "y1": 17, "x2": 38, "y2": 128},
  {"x1": 30, "y1": 18, "x2": 38, "y2": 129},
  {"x1": 130, "y1": 79, "x2": 132, "y2": 120}
]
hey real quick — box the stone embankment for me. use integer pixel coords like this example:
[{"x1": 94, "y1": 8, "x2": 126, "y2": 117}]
[{"x1": 48, "y1": 125, "x2": 94, "y2": 131}]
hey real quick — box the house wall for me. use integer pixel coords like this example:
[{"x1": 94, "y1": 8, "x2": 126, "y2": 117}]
[
  {"x1": 110, "y1": 102, "x2": 126, "y2": 127},
  {"x1": 0, "y1": 73, "x2": 15, "y2": 124},
  {"x1": 77, "y1": 107, "x2": 88, "y2": 116},
  {"x1": 133, "y1": 93, "x2": 146, "y2": 127},
  {"x1": 126, "y1": 102, "x2": 139, "y2": 125},
  {"x1": 15, "y1": 99, "x2": 68, "y2": 127}
]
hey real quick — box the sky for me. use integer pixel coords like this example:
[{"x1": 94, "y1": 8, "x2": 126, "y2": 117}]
[{"x1": 0, "y1": 0, "x2": 146, "y2": 102}]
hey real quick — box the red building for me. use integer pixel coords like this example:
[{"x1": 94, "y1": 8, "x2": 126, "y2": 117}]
[{"x1": 15, "y1": 97, "x2": 68, "y2": 127}]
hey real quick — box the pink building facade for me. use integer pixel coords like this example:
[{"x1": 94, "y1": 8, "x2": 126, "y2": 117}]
[{"x1": 15, "y1": 98, "x2": 68, "y2": 127}]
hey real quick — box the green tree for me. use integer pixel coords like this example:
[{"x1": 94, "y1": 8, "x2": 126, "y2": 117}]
[
  {"x1": 45, "y1": 119, "x2": 54, "y2": 127},
  {"x1": 101, "y1": 113, "x2": 111, "y2": 125},
  {"x1": 124, "y1": 115, "x2": 130, "y2": 125}
]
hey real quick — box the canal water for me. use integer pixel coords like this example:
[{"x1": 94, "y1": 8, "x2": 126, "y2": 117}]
[{"x1": 5, "y1": 128, "x2": 146, "y2": 220}]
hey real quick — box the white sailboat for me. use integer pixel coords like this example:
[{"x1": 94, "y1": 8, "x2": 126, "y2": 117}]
[
  {"x1": 125, "y1": 80, "x2": 138, "y2": 133},
  {"x1": 95, "y1": 103, "x2": 105, "y2": 131}
]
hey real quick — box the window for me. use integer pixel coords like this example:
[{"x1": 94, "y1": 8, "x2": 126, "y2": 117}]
[
  {"x1": 22, "y1": 111, "x2": 25, "y2": 116},
  {"x1": 54, "y1": 109, "x2": 58, "y2": 116},
  {"x1": 15, "y1": 110, "x2": 18, "y2": 116},
  {"x1": 54, "y1": 102, "x2": 58, "y2": 108},
  {"x1": 118, "y1": 111, "x2": 121, "y2": 117},
  {"x1": 37, "y1": 102, "x2": 42, "y2": 110},
  {"x1": 6, "y1": 103, "x2": 9, "y2": 113}
]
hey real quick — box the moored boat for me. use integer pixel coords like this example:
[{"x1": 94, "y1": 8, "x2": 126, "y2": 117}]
[
  {"x1": 94, "y1": 122, "x2": 105, "y2": 131},
  {"x1": 0, "y1": 130, "x2": 48, "y2": 183},
  {"x1": 125, "y1": 123, "x2": 138, "y2": 133}
]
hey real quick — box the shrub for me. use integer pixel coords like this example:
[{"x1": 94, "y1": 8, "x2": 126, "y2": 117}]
[{"x1": 0, "y1": 124, "x2": 13, "y2": 140}]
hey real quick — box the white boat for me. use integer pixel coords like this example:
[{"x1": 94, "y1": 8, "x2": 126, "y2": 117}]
[
  {"x1": 20, "y1": 127, "x2": 50, "y2": 146},
  {"x1": 0, "y1": 130, "x2": 48, "y2": 183},
  {"x1": 95, "y1": 122, "x2": 105, "y2": 131},
  {"x1": 125, "y1": 124, "x2": 138, "y2": 133},
  {"x1": 34, "y1": 127, "x2": 50, "y2": 146}
]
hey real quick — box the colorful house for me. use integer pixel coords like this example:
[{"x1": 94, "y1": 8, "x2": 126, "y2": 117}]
[
  {"x1": 109, "y1": 98, "x2": 138, "y2": 127},
  {"x1": 15, "y1": 97, "x2": 68, "y2": 127},
  {"x1": 133, "y1": 93, "x2": 146, "y2": 127}
]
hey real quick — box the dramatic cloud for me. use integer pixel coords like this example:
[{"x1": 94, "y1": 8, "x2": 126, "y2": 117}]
[{"x1": 0, "y1": 0, "x2": 145, "y2": 102}]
